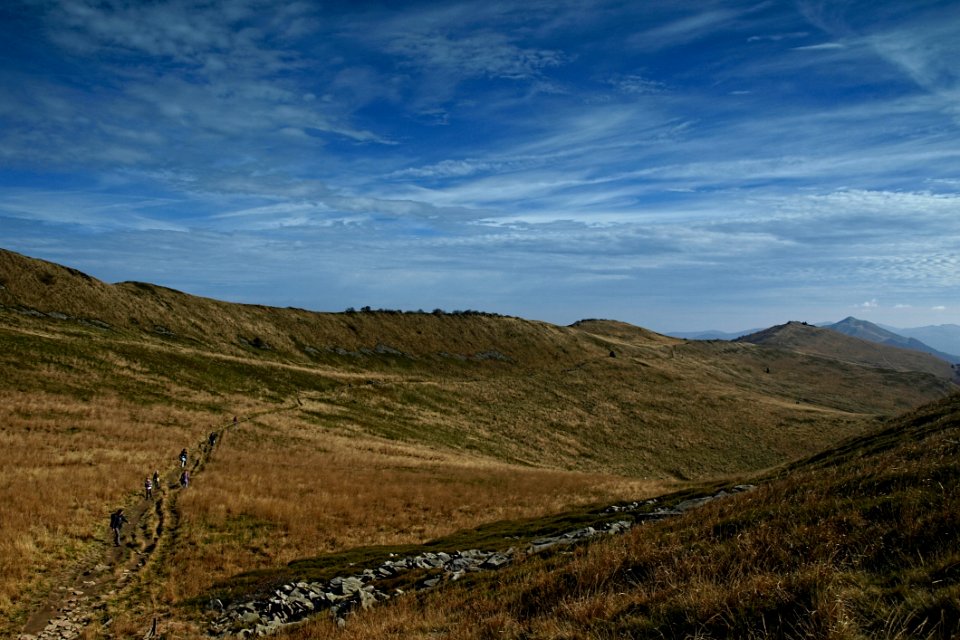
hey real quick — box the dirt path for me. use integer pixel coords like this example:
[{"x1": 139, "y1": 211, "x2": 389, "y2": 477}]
[{"x1": 18, "y1": 413, "x2": 253, "y2": 640}]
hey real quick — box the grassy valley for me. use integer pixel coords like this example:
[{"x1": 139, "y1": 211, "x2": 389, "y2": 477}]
[
  {"x1": 281, "y1": 392, "x2": 960, "y2": 639},
  {"x1": 1, "y1": 248, "x2": 957, "y2": 638}
]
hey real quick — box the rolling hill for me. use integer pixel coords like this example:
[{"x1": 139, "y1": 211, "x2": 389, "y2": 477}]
[
  {"x1": 2, "y1": 247, "x2": 957, "y2": 638},
  {"x1": 736, "y1": 320, "x2": 959, "y2": 383},
  {"x1": 826, "y1": 316, "x2": 960, "y2": 364}
]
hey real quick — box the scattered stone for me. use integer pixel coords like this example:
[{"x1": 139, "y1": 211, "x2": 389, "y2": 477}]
[
  {"x1": 674, "y1": 496, "x2": 716, "y2": 512},
  {"x1": 473, "y1": 350, "x2": 512, "y2": 362},
  {"x1": 374, "y1": 343, "x2": 407, "y2": 357},
  {"x1": 153, "y1": 325, "x2": 175, "y2": 337},
  {"x1": 17, "y1": 307, "x2": 44, "y2": 317},
  {"x1": 480, "y1": 553, "x2": 511, "y2": 570},
  {"x1": 209, "y1": 485, "x2": 753, "y2": 638},
  {"x1": 79, "y1": 318, "x2": 111, "y2": 330}
]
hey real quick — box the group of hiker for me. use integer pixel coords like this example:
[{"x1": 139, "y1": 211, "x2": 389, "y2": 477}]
[
  {"x1": 110, "y1": 418, "x2": 235, "y2": 547},
  {"x1": 109, "y1": 448, "x2": 191, "y2": 547}
]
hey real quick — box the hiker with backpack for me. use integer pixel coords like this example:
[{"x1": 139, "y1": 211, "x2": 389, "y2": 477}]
[
  {"x1": 144, "y1": 476, "x2": 153, "y2": 500},
  {"x1": 179, "y1": 448, "x2": 188, "y2": 468},
  {"x1": 110, "y1": 508, "x2": 129, "y2": 546}
]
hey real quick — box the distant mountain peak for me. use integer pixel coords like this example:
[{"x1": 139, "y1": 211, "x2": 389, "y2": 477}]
[
  {"x1": 735, "y1": 319, "x2": 958, "y2": 381},
  {"x1": 825, "y1": 317, "x2": 960, "y2": 365}
]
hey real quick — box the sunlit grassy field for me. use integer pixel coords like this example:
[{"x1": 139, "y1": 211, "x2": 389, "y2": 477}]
[
  {"x1": 0, "y1": 322, "x2": 671, "y2": 635},
  {"x1": 278, "y1": 392, "x2": 960, "y2": 640},
  {"x1": 2, "y1": 249, "x2": 957, "y2": 638},
  {"x1": 0, "y1": 388, "x2": 237, "y2": 617}
]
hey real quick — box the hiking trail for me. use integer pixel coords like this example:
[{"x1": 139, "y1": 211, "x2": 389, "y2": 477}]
[{"x1": 17, "y1": 405, "x2": 293, "y2": 640}]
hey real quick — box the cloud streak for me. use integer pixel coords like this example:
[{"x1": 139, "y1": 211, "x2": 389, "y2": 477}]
[{"x1": 1, "y1": 0, "x2": 959, "y2": 331}]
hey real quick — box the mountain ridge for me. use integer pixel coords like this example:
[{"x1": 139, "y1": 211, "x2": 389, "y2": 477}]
[
  {"x1": 827, "y1": 316, "x2": 960, "y2": 364},
  {"x1": 735, "y1": 320, "x2": 959, "y2": 383},
  {"x1": 892, "y1": 322, "x2": 960, "y2": 356},
  {"x1": 2, "y1": 246, "x2": 953, "y2": 475},
  {"x1": 675, "y1": 317, "x2": 960, "y2": 363}
]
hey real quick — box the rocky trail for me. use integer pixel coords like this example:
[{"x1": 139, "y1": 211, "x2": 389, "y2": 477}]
[{"x1": 17, "y1": 414, "x2": 249, "y2": 640}]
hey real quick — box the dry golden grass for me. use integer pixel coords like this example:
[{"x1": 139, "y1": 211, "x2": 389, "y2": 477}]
[
  {"x1": 108, "y1": 408, "x2": 668, "y2": 635},
  {"x1": 278, "y1": 393, "x2": 960, "y2": 640},
  {"x1": 0, "y1": 390, "x2": 225, "y2": 621},
  {"x1": 2, "y1": 249, "x2": 957, "y2": 638}
]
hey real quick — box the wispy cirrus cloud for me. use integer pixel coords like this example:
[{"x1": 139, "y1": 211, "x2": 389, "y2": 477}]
[
  {"x1": 383, "y1": 31, "x2": 566, "y2": 81},
  {"x1": 792, "y1": 42, "x2": 845, "y2": 51},
  {"x1": 48, "y1": 0, "x2": 309, "y2": 72},
  {"x1": 2, "y1": 0, "x2": 960, "y2": 331},
  {"x1": 1, "y1": 0, "x2": 392, "y2": 189},
  {"x1": 627, "y1": 6, "x2": 745, "y2": 50},
  {"x1": 606, "y1": 74, "x2": 667, "y2": 95}
]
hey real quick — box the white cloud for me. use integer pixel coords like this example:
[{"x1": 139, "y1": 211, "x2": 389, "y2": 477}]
[
  {"x1": 389, "y1": 158, "x2": 541, "y2": 180},
  {"x1": 607, "y1": 74, "x2": 666, "y2": 95},
  {"x1": 747, "y1": 32, "x2": 809, "y2": 43},
  {"x1": 0, "y1": 189, "x2": 187, "y2": 231},
  {"x1": 49, "y1": 0, "x2": 300, "y2": 72},
  {"x1": 387, "y1": 32, "x2": 566, "y2": 81},
  {"x1": 628, "y1": 7, "x2": 743, "y2": 51},
  {"x1": 792, "y1": 42, "x2": 845, "y2": 51},
  {"x1": 4, "y1": 0, "x2": 960, "y2": 330}
]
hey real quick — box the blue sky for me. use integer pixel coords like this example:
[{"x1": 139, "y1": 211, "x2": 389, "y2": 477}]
[{"x1": 1, "y1": 0, "x2": 958, "y2": 332}]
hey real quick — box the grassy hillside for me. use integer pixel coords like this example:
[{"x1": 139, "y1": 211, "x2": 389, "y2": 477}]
[
  {"x1": 2, "y1": 249, "x2": 950, "y2": 482},
  {"x1": 738, "y1": 320, "x2": 958, "y2": 382},
  {"x1": 280, "y1": 391, "x2": 960, "y2": 639},
  {"x1": 1, "y1": 248, "x2": 956, "y2": 637}
]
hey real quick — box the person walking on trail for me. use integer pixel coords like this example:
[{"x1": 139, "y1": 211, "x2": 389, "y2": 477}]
[
  {"x1": 110, "y1": 508, "x2": 129, "y2": 546},
  {"x1": 208, "y1": 431, "x2": 217, "y2": 448},
  {"x1": 179, "y1": 469, "x2": 190, "y2": 489},
  {"x1": 179, "y1": 448, "x2": 188, "y2": 468},
  {"x1": 153, "y1": 470, "x2": 161, "y2": 492},
  {"x1": 144, "y1": 476, "x2": 153, "y2": 500}
]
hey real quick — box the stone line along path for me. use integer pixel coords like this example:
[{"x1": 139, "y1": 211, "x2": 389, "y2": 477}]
[
  {"x1": 210, "y1": 485, "x2": 757, "y2": 638},
  {"x1": 16, "y1": 410, "x2": 270, "y2": 640}
]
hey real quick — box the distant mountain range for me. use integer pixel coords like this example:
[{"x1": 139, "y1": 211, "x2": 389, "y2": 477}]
[
  {"x1": 881, "y1": 323, "x2": 960, "y2": 358},
  {"x1": 672, "y1": 317, "x2": 960, "y2": 366},
  {"x1": 667, "y1": 328, "x2": 762, "y2": 341},
  {"x1": 735, "y1": 321, "x2": 959, "y2": 382},
  {"x1": 826, "y1": 317, "x2": 960, "y2": 365}
]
